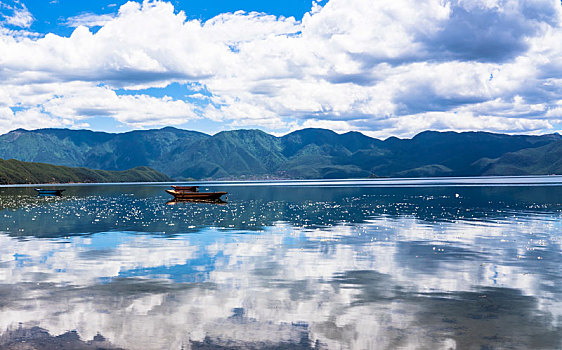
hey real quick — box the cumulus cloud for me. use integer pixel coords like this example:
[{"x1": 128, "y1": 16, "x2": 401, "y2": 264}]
[
  {"x1": 0, "y1": 0, "x2": 561, "y2": 136},
  {"x1": 42, "y1": 84, "x2": 201, "y2": 127},
  {"x1": 0, "y1": 82, "x2": 201, "y2": 133},
  {"x1": 425, "y1": 0, "x2": 561, "y2": 63}
]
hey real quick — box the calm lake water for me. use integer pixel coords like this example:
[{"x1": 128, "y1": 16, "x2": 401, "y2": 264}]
[{"x1": 0, "y1": 177, "x2": 561, "y2": 349}]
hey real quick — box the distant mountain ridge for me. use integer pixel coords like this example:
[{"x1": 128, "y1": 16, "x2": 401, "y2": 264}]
[
  {"x1": 1, "y1": 127, "x2": 561, "y2": 179},
  {"x1": 0, "y1": 159, "x2": 170, "y2": 185}
]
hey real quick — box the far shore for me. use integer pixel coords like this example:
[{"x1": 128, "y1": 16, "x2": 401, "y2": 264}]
[{"x1": 3, "y1": 174, "x2": 562, "y2": 188}]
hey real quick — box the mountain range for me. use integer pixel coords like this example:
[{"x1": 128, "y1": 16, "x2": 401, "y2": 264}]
[{"x1": 1, "y1": 127, "x2": 561, "y2": 180}]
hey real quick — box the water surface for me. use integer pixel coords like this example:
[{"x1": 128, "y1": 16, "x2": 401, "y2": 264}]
[{"x1": 0, "y1": 178, "x2": 561, "y2": 349}]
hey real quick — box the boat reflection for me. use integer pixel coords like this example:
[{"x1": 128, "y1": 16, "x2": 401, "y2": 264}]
[
  {"x1": 35, "y1": 188, "x2": 65, "y2": 196},
  {"x1": 166, "y1": 198, "x2": 227, "y2": 205}
]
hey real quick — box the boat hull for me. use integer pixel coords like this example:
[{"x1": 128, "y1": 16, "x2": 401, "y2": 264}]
[
  {"x1": 165, "y1": 189, "x2": 227, "y2": 200},
  {"x1": 171, "y1": 185, "x2": 199, "y2": 192}
]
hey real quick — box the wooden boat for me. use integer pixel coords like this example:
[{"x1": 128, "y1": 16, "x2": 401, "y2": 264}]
[
  {"x1": 165, "y1": 185, "x2": 227, "y2": 201},
  {"x1": 35, "y1": 188, "x2": 65, "y2": 196},
  {"x1": 171, "y1": 185, "x2": 199, "y2": 192}
]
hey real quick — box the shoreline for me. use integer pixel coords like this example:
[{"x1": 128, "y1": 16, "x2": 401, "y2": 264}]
[{"x1": 3, "y1": 174, "x2": 562, "y2": 188}]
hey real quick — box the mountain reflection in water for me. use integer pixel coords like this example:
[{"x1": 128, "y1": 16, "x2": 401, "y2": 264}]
[{"x1": 0, "y1": 179, "x2": 560, "y2": 349}]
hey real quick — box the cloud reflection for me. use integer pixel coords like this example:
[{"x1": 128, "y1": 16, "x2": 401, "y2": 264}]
[{"x1": 0, "y1": 209, "x2": 560, "y2": 349}]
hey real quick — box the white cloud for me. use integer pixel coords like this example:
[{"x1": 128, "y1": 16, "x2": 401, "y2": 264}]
[
  {"x1": 363, "y1": 111, "x2": 553, "y2": 139},
  {"x1": 64, "y1": 12, "x2": 116, "y2": 28},
  {"x1": 42, "y1": 84, "x2": 201, "y2": 127},
  {"x1": 0, "y1": 1, "x2": 33, "y2": 28},
  {"x1": 0, "y1": 82, "x2": 201, "y2": 132},
  {"x1": 0, "y1": 0, "x2": 561, "y2": 136}
]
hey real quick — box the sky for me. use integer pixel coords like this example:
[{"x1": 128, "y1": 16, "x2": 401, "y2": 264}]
[{"x1": 0, "y1": 0, "x2": 561, "y2": 138}]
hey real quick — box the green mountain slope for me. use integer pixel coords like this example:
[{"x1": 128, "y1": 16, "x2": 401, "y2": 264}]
[
  {"x1": 369, "y1": 131, "x2": 561, "y2": 177},
  {"x1": 0, "y1": 127, "x2": 208, "y2": 171},
  {"x1": 0, "y1": 127, "x2": 560, "y2": 179},
  {"x1": 0, "y1": 159, "x2": 170, "y2": 184},
  {"x1": 155, "y1": 129, "x2": 284, "y2": 179},
  {"x1": 84, "y1": 127, "x2": 209, "y2": 171},
  {"x1": 473, "y1": 140, "x2": 562, "y2": 175},
  {"x1": 278, "y1": 128, "x2": 382, "y2": 178}
]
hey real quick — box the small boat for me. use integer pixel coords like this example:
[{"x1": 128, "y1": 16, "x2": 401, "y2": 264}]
[
  {"x1": 171, "y1": 185, "x2": 199, "y2": 192},
  {"x1": 35, "y1": 188, "x2": 65, "y2": 196},
  {"x1": 165, "y1": 185, "x2": 227, "y2": 201}
]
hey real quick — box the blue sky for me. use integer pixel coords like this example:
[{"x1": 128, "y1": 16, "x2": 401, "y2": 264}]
[
  {"x1": 0, "y1": 0, "x2": 561, "y2": 138},
  {"x1": 22, "y1": 0, "x2": 316, "y2": 36}
]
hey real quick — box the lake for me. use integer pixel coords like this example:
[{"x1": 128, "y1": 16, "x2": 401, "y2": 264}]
[{"x1": 0, "y1": 177, "x2": 561, "y2": 349}]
